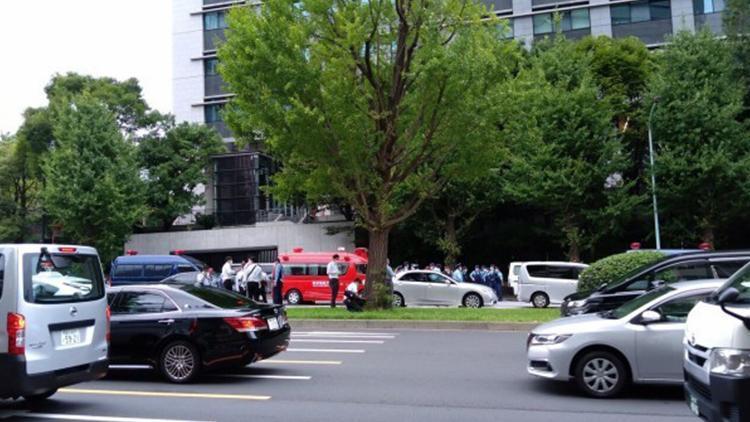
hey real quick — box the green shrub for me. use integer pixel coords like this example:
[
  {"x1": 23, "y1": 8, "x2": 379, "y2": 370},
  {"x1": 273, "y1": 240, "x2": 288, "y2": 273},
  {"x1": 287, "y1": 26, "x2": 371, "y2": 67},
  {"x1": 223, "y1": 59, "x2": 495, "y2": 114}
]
[{"x1": 578, "y1": 251, "x2": 666, "y2": 293}]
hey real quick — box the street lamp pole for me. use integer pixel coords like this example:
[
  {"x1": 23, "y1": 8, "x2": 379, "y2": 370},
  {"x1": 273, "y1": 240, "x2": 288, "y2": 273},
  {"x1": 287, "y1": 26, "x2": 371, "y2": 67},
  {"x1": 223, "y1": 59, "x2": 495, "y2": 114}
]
[{"x1": 647, "y1": 101, "x2": 661, "y2": 250}]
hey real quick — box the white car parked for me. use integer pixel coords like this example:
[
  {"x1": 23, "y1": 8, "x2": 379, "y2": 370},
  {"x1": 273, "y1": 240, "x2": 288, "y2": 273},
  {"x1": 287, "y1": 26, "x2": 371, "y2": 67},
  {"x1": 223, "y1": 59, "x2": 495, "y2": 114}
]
[
  {"x1": 517, "y1": 261, "x2": 588, "y2": 308},
  {"x1": 392, "y1": 270, "x2": 498, "y2": 308}
]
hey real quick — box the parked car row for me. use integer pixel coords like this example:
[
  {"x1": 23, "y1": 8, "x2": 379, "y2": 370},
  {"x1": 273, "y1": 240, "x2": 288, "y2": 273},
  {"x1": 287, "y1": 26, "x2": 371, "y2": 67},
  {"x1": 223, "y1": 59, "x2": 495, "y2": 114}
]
[
  {"x1": 0, "y1": 243, "x2": 291, "y2": 405},
  {"x1": 527, "y1": 250, "x2": 750, "y2": 421}
]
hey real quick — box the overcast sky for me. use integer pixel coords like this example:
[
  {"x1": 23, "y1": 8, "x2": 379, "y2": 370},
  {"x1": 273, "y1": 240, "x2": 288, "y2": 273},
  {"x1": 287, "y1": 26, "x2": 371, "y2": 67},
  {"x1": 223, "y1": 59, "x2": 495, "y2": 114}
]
[{"x1": 0, "y1": 0, "x2": 172, "y2": 135}]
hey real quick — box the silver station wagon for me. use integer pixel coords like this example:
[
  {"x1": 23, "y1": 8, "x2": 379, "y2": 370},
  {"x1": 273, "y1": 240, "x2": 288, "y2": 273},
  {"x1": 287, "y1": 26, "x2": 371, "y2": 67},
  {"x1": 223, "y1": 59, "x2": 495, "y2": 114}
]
[
  {"x1": 526, "y1": 280, "x2": 723, "y2": 398},
  {"x1": 392, "y1": 270, "x2": 498, "y2": 308}
]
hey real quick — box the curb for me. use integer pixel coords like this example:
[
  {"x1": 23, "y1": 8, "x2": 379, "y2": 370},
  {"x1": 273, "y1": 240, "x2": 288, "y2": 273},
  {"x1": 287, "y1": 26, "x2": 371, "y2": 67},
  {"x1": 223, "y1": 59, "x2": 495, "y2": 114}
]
[{"x1": 289, "y1": 319, "x2": 537, "y2": 332}]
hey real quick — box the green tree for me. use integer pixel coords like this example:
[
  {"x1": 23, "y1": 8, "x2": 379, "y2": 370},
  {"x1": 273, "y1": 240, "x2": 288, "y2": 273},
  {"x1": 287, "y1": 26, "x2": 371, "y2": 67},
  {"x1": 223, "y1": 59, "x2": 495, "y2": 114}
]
[
  {"x1": 43, "y1": 95, "x2": 145, "y2": 263},
  {"x1": 723, "y1": 0, "x2": 750, "y2": 120},
  {"x1": 219, "y1": 0, "x2": 514, "y2": 307},
  {"x1": 499, "y1": 38, "x2": 637, "y2": 261},
  {"x1": 139, "y1": 117, "x2": 225, "y2": 230},
  {"x1": 647, "y1": 30, "x2": 750, "y2": 246}
]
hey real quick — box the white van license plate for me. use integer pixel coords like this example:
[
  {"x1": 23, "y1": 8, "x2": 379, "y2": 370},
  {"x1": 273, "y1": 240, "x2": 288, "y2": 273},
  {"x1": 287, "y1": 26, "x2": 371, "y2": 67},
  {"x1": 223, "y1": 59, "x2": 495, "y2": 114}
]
[{"x1": 60, "y1": 329, "x2": 82, "y2": 346}]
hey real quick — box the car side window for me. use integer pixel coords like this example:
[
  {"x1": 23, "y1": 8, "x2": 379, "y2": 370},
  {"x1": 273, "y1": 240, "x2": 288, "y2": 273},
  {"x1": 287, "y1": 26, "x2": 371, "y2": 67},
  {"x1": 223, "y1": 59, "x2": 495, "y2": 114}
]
[
  {"x1": 653, "y1": 294, "x2": 707, "y2": 323},
  {"x1": 427, "y1": 273, "x2": 448, "y2": 283},
  {"x1": 114, "y1": 264, "x2": 143, "y2": 278},
  {"x1": 112, "y1": 291, "x2": 174, "y2": 314},
  {"x1": 653, "y1": 262, "x2": 711, "y2": 284},
  {"x1": 401, "y1": 272, "x2": 427, "y2": 282},
  {"x1": 713, "y1": 260, "x2": 749, "y2": 278},
  {"x1": 176, "y1": 264, "x2": 195, "y2": 273},
  {"x1": 145, "y1": 264, "x2": 174, "y2": 278}
]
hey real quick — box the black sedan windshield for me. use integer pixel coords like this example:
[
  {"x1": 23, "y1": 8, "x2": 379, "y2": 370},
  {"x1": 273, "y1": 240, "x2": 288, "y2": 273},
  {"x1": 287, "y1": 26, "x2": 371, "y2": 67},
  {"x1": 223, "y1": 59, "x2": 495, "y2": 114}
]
[{"x1": 176, "y1": 285, "x2": 261, "y2": 309}]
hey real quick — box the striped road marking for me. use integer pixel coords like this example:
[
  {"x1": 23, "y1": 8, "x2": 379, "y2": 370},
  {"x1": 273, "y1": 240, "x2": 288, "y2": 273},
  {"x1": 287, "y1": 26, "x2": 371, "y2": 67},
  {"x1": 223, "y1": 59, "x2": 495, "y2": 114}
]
[
  {"x1": 291, "y1": 339, "x2": 385, "y2": 344},
  {"x1": 258, "y1": 359, "x2": 342, "y2": 365},
  {"x1": 287, "y1": 348, "x2": 365, "y2": 354},
  {"x1": 20, "y1": 414, "x2": 214, "y2": 422},
  {"x1": 214, "y1": 374, "x2": 311, "y2": 380},
  {"x1": 292, "y1": 334, "x2": 396, "y2": 339},
  {"x1": 294, "y1": 331, "x2": 398, "y2": 336},
  {"x1": 59, "y1": 388, "x2": 270, "y2": 401}
]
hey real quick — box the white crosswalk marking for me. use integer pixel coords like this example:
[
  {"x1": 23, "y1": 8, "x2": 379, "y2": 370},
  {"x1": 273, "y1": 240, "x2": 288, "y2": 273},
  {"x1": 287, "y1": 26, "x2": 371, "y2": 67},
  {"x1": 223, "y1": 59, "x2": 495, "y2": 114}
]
[
  {"x1": 291, "y1": 339, "x2": 385, "y2": 344},
  {"x1": 287, "y1": 348, "x2": 365, "y2": 354},
  {"x1": 21, "y1": 413, "x2": 214, "y2": 422},
  {"x1": 215, "y1": 374, "x2": 311, "y2": 380}
]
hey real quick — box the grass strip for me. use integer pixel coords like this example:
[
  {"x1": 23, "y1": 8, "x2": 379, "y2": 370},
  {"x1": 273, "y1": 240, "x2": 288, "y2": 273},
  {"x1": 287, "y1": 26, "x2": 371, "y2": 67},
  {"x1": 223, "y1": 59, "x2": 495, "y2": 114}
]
[{"x1": 286, "y1": 307, "x2": 558, "y2": 323}]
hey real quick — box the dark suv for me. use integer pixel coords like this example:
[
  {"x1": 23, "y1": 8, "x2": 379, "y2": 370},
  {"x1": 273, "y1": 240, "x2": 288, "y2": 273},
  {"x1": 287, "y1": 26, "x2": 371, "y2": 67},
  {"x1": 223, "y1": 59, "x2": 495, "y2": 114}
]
[{"x1": 560, "y1": 251, "x2": 750, "y2": 316}]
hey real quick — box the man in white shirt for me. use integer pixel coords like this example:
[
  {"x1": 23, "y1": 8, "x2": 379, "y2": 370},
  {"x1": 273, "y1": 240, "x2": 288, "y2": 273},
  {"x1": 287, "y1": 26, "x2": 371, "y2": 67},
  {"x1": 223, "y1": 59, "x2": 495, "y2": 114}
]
[
  {"x1": 244, "y1": 259, "x2": 265, "y2": 301},
  {"x1": 221, "y1": 256, "x2": 235, "y2": 291},
  {"x1": 326, "y1": 254, "x2": 341, "y2": 308}
]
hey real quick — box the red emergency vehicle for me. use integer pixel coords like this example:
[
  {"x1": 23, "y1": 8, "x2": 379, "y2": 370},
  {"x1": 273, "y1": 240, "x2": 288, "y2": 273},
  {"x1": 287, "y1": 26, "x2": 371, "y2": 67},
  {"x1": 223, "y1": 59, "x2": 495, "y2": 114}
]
[{"x1": 280, "y1": 247, "x2": 368, "y2": 305}]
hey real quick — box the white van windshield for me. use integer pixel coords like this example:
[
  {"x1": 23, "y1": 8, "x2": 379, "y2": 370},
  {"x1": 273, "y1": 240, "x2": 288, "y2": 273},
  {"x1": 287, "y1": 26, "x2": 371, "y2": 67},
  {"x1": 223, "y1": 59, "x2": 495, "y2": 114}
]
[
  {"x1": 716, "y1": 263, "x2": 750, "y2": 305},
  {"x1": 23, "y1": 252, "x2": 105, "y2": 304}
]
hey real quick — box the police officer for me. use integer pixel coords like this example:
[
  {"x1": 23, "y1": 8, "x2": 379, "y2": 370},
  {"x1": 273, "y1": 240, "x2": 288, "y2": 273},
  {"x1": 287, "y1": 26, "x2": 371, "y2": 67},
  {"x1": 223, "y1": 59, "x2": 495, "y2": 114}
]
[
  {"x1": 326, "y1": 254, "x2": 341, "y2": 308},
  {"x1": 272, "y1": 258, "x2": 284, "y2": 305}
]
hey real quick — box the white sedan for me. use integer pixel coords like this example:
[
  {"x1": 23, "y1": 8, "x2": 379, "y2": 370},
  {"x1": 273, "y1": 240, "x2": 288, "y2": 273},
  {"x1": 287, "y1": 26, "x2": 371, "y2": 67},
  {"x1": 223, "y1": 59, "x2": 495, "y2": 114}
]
[{"x1": 392, "y1": 270, "x2": 498, "y2": 308}]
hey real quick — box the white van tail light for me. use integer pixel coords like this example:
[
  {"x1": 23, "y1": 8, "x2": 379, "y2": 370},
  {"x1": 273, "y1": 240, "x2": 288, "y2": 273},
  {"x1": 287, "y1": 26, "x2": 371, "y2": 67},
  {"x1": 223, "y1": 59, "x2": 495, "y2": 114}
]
[
  {"x1": 7, "y1": 312, "x2": 25, "y2": 356},
  {"x1": 224, "y1": 316, "x2": 268, "y2": 332}
]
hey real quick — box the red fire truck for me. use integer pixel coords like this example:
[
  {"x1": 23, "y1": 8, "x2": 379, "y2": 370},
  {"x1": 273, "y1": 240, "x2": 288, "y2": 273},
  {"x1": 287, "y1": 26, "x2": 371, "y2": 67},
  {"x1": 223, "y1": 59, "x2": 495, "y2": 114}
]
[{"x1": 280, "y1": 247, "x2": 368, "y2": 305}]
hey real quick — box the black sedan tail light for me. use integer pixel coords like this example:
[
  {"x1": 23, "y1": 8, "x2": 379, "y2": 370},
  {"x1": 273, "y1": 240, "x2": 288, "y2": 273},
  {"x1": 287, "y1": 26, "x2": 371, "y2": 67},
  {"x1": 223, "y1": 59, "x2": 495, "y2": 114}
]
[{"x1": 224, "y1": 316, "x2": 269, "y2": 333}]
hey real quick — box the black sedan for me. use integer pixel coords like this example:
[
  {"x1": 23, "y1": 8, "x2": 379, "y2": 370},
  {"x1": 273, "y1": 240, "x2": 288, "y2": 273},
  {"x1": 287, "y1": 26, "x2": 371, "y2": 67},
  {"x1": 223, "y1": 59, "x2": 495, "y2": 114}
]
[{"x1": 106, "y1": 283, "x2": 290, "y2": 383}]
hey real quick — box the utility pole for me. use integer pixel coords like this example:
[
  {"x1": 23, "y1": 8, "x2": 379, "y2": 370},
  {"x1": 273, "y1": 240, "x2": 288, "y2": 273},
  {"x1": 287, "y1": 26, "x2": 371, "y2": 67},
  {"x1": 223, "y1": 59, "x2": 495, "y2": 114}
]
[{"x1": 647, "y1": 100, "x2": 661, "y2": 250}]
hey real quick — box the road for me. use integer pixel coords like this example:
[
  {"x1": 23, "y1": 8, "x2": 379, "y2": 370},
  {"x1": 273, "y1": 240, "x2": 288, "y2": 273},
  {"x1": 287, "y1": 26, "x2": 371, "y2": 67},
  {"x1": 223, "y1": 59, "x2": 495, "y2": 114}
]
[{"x1": 1, "y1": 329, "x2": 696, "y2": 422}]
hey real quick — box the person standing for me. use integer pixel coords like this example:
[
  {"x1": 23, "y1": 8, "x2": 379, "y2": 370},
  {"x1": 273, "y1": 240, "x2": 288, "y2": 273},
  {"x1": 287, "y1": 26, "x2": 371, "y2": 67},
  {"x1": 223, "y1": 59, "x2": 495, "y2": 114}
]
[
  {"x1": 244, "y1": 258, "x2": 265, "y2": 301},
  {"x1": 470, "y1": 265, "x2": 482, "y2": 284},
  {"x1": 272, "y1": 258, "x2": 284, "y2": 305},
  {"x1": 221, "y1": 256, "x2": 235, "y2": 291},
  {"x1": 452, "y1": 265, "x2": 464, "y2": 282},
  {"x1": 327, "y1": 254, "x2": 341, "y2": 308}
]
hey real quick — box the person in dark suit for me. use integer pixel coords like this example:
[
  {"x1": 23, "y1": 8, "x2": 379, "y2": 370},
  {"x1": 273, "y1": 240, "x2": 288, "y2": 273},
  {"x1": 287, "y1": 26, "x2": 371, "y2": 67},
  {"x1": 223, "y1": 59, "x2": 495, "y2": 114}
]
[{"x1": 272, "y1": 258, "x2": 284, "y2": 305}]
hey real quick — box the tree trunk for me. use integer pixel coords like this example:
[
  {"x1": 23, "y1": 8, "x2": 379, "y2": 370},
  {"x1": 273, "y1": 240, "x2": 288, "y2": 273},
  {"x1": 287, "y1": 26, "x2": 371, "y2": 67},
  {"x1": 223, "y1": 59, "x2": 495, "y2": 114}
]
[
  {"x1": 701, "y1": 226, "x2": 715, "y2": 248},
  {"x1": 442, "y1": 215, "x2": 459, "y2": 267},
  {"x1": 567, "y1": 242, "x2": 581, "y2": 263},
  {"x1": 364, "y1": 227, "x2": 391, "y2": 310}
]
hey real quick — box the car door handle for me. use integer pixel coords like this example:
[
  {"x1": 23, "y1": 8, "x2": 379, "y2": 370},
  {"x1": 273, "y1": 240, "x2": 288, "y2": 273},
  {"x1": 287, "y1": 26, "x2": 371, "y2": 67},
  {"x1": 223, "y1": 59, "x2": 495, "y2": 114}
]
[{"x1": 158, "y1": 319, "x2": 175, "y2": 324}]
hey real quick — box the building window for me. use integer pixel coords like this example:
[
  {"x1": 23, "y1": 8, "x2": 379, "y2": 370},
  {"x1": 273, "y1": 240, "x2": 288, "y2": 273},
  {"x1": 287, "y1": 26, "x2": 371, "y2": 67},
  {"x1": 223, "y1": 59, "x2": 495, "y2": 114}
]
[
  {"x1": 204, "y1": 58, "x2": 219, "y2": 76},
  {"x1": 204, "y1": 103, "x2": 225, "y2": 124},
  {"x1": 693, "y1": 0, "x2": 725, "y2": 14},
  {"x1": 611, "y1": 0, "x2": 671, "y2": 25},
  {"x1": 533, "y1": 9, "x2": 590, "y2": 35},
  {"x1": 204, "y1": 11, "x2": 228, "y2": 30},
  {"x1": 497, "y1": 18, "x2": 514, "y2": 39}
]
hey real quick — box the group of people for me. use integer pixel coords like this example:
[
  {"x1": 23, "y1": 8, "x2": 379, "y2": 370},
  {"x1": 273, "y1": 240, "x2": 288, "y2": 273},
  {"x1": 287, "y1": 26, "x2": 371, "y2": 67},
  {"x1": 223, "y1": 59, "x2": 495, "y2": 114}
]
[
  {"x1": 195, "y1": 256, "x2": 285, "y2": 305},
  {"x1": 395, "y1": 262, "x2": 505, "y2": 299}
]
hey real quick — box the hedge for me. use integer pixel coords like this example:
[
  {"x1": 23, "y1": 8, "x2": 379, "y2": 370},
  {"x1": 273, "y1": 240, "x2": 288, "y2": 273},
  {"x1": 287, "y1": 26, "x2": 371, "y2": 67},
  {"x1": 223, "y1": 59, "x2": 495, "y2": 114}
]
[{"x1": 578, "y1": 251, "x2": 666, "y2": 293}]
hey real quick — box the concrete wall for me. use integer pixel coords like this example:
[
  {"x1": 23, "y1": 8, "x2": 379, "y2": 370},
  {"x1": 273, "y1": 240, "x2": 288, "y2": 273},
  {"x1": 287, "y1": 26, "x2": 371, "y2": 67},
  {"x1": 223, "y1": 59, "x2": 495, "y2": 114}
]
[
  {"x1": 125, "y1": 221, "x2": 355, "y2": 255},
  {"x1": 671, "y1": 0, "x2": 696, "y2": 33},
  {"x1": 173, "y1": 0, "x2": 204, "y2": 125},
  {"x1": 590, "y1": 0, "x2": 613, "y2": 37}
]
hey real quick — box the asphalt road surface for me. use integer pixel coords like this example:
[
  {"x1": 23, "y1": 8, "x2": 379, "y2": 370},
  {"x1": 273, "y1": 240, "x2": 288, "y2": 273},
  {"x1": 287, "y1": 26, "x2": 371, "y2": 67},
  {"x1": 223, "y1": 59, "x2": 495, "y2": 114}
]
[{"x1": 0, "y1": 329, "x2": 697, "y2": 422}]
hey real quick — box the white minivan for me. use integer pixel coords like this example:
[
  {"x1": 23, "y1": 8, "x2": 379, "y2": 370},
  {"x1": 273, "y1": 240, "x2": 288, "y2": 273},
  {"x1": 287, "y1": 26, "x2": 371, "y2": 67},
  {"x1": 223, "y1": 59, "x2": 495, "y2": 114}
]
[
  {"x1": 0, "y1": 244, "x2": 109, "y2": 402},
  {"x1": 517, "y1": 261, "x2": 588, "y2": 308}
]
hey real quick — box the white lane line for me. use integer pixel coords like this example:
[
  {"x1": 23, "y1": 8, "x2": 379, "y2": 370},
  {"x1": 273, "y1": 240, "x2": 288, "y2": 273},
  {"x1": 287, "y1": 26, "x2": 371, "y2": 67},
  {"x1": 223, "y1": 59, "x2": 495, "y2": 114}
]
[
  {"x1": 295, "y1": 331, "x2": 398, "y2": 336},
  {"x1": 257, "y1": 359, "x2": 342, "y2": 365},
  {"x1": 292, "y1": 334, "x2": 396, "y2": 339},
  {"x1": 291, "y1": 339, "x2": 385, "y2": 344},
  {"x1": 59, "y1": 388, "x2": 270, "y2": 401},
  {"x1": 109, "y1": 364, "x2": 153, "y2": 370},
  {"x1": 287, "y1": 348, "x2": 365, "y2": 354},
  {"x1": 22, "y1": 413, "x2": 214, "y2": 422},
  {"x1": 215, "y1": 374, "x2": 311, "y2": 380}
]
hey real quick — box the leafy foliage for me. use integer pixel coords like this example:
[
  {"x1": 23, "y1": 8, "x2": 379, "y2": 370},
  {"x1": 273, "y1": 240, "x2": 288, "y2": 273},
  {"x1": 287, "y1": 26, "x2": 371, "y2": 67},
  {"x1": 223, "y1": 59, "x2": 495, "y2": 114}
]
[
  {"x1": 139, "y1": 118, "x2": 224, "y2": 230},
  {"x1": 499, "y1": 37, "x2": 640, "y2": 261},
  {"x1": 647, "y1": 30, "x2": 750, "y2": 246},
  {"x1": 42, "y1": 95, "x2": 145, "y2": 264},
  {"x1": 578, "y1": 250, "x2": 665, "y2": 293}
]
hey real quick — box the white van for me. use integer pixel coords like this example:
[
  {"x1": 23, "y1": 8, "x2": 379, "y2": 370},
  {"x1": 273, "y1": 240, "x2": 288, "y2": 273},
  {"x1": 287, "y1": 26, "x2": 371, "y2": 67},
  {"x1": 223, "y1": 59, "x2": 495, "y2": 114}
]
[
  {"x1": 508, "y1": 262, "x2": 523, "y2": 296},
  {"x1": 517, "y1": 261, "x2": 588, "y2": 308},
  {"x1": 0, "y1": 244, "x2": 109, "y2": 402},
  {"x1": 684, "y1": 262, "x2": 750, "y2": 421}
]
